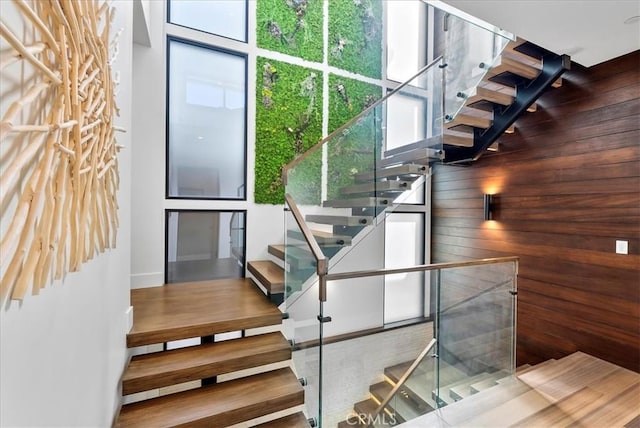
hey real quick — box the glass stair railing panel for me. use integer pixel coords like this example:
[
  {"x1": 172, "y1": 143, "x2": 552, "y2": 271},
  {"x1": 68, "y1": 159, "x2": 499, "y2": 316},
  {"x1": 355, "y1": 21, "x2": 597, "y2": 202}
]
[
  {"x1": 283, "y1": 205, "x2": 321, "y2": 302},
  {"x1": 282, "y1": 204, "x2": 325, "y2": 425},
  {"x1": 434, "y1": 260, "x2": 518, "y2": 407},
  {"x1": 382, "y1": 57, "x2": 445, "y2": 174},
  {"x1": 306, "y1": 258, "x2": 517, "y2": 427},
  {"x1": 423, "y1": 1, "x2": 513, "y2": 126},
  {"x1": 318, "y1": 274, "x2": 434, "y2": 428},
  {"x1": 283, "y1": 58, "x2": 445, "y2": 305}
]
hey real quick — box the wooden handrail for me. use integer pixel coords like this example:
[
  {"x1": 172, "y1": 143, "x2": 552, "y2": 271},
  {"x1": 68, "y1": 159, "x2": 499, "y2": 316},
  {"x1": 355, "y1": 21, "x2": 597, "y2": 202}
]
[
  {"x1": 281, "y1": 56, "x2": 444, "y2": 185},
  {"x1": 324, "y1": 256, "x2": 519, "y2": 282}
]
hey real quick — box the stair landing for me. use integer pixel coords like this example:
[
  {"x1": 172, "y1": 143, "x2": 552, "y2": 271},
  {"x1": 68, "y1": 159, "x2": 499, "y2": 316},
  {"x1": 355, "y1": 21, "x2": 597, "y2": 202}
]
[
  {"x1": 127, "y1": 278, "x2": 283, "y2": 347},
  {"x1": 405, "y1": 352, "x2": 640, "y2": 427}
]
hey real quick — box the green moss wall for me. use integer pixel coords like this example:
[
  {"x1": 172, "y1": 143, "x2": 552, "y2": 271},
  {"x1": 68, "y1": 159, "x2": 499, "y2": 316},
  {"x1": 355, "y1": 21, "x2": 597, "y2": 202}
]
[
  {"x1": 328, "y1": 0, "x2": 382, "y2": 78},
  {"x1": 255, "y1": 0, "x2": 383, "y2": 204},
  {"x1": 255, "y1": 57, "x2": 323, "y2": 204},
  {"x1": 256, "y1": 0, "x2": 324, "y2": 62},
  {"x1": 327, "y1": 75, "x2": 382, "y2": 199}
]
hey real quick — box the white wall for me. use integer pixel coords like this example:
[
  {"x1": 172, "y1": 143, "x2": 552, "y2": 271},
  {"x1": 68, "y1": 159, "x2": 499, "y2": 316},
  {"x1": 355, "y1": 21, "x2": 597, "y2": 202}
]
[{"x1": 0, "y1": 1, "x2": 133, "y2": 426}]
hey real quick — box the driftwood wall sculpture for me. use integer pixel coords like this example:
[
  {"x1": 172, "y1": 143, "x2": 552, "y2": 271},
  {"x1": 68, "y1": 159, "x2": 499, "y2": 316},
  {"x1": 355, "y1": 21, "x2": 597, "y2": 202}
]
[{"x1": 0, "y1": 0, "x2": 122, "y2": 301}]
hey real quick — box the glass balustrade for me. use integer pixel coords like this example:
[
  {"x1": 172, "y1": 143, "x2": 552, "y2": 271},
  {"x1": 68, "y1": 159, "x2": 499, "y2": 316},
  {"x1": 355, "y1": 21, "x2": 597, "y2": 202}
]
[
  {"x1": 283, "y1": 57, "x2": 444, "y2": 305},
  {"x1": 424, "y1": 1, "x2": 514, "y2": 123},
  {"x1": 314, "y1": 259, "x2": 517, "y2": 427},
  {"x1": 281, "y1": 3, "x2": 518, "y2": 425}
]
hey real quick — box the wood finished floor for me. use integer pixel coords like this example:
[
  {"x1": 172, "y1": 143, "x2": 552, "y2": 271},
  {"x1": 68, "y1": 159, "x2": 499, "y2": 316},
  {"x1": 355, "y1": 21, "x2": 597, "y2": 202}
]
[
  {"x1": 127, "y1": 278, "x2": 282, "y2": 347},
  {"x1": 403, "y1": 352, "x2": 640, "y2": 427}
]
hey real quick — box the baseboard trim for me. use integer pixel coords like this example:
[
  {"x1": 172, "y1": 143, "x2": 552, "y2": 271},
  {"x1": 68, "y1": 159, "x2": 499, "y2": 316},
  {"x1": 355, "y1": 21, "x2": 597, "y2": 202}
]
[{"x1": 130, "y1": 272, "x2": 164, "y2": 289}]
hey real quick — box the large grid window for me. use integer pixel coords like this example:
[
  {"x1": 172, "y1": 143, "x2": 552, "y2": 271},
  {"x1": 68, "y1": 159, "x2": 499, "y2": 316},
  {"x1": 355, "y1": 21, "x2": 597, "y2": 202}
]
[
  {"x1": 167, "y1": 38, "x2": 247, "y2": 200},
  {"x1": 386, "y1": 0, "x2": 428, "y2": 83},
  {"x1": 168, "y1": 0, "x2": 247, "y2": 42},
  {"x1": 384, "y1": 213, "x2": 426, "y2": 324}
]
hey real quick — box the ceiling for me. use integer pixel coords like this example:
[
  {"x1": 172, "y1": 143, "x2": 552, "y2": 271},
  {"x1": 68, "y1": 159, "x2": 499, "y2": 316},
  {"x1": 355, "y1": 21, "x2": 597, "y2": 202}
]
[{"x1": 443, "y1": 0, "x2": 640, "y2": 67}]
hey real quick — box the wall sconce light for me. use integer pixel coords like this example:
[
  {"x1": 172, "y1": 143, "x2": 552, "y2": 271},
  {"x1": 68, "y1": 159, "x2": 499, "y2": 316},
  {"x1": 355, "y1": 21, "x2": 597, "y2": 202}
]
[{"x1": 483, "y1": 194, "x2": 494, "y2": 221}]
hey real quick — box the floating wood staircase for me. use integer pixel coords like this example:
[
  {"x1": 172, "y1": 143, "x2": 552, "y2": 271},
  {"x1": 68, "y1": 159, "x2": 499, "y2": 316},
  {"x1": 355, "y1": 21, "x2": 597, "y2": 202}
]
[
  {"x1": 242, "y1": 37, "x2": 572, "y2": 426},
  {"x1": 247, "y1": 39, "x2": 569, "y2": 297},
  {"x1": 442, "y1": 37, "x2": 570, "y2": 163},
  {"x1": 117, "y1": 279, "x2": 310, "y2": 428}
]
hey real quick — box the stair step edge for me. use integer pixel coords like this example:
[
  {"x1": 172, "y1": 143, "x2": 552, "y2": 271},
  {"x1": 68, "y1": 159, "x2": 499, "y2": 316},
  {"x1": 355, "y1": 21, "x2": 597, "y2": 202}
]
[
  {"x1": 122, "y1": 332, "x2": 291, "y2": 395},
  {"x1": 126, "y1": 313, "x2": 283, "y2": 348},
  {"x1": 306, "y1": 214, "x2": 373, "y2": 226},
  {"x1": 117, "y1": 367, "x2": 304, "y2": 428},
  {"x1": 248, "y1": 260, "x2": 285, "y2": 293},
  {"x1": 268, "y1": 244, "x2": 286, "y2": 261},
  {"x1": 353, "y1": 163, "x2": 428, "y2": 181},
  {"x1": 253, "y1": 411, "x2": 311, "y2": 428}
]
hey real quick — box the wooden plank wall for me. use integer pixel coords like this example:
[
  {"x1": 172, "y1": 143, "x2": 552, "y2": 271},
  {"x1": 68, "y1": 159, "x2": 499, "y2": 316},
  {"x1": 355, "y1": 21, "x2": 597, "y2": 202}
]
[{"x1": 432, "y1": 50, "x2": 640, "y2": 372}]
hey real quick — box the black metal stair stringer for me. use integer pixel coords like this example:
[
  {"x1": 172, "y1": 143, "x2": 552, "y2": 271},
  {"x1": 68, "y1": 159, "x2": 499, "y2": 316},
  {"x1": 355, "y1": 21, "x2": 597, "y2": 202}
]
[{"x1": 443, "y1": 54, "x2": 571, "y2": 164}]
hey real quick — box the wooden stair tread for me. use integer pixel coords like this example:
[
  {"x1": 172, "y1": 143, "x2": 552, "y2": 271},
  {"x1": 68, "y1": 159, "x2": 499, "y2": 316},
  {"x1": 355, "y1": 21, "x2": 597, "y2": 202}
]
[
  {"x1": 381, "y1": 147, "x2": 443, "y2": 166},
  {"x1": 568, "y1": 377, "x2": 640, "y2": 427},
  {"x1": 254, "y1": 412, "x2": 310, "y2": 428},
  {"x1": 445, "y1": 113, "x2": 492, "y2": 130},
  {"x1": 383, "y1": 136, "x2": 442, "y2": 157},
  {"x1": 515, "y1": 359, "x2": 555, "y2": 376},
  {"x1": 371, "y1": 381, "x2": 421, "y2": 422},
  {"x1": 517, "y1": 352, "x2": 610, "y2": 392},
  {"x1": 509, "y1": 386, "x2": 603, "y2": 427},
  {"x1": 323, "y1": 197, "x2": 391, "y2": 208},
  {"x1": 370, "y1": 381, "x2": 394, "y2": 401},
  {"x1": 248, "y1": 260, "x2": 285, "y2": 294},
  {"x1": 338, "y1": 420, "x2": 367, "y2": 428},
  {"x1": 353, "y1": 398, "x2": 405, "y2": 426},
  {"x1": 520, "y1": 352, "x2": 629, "y2": 402},
  {"x1": 444, "y1": 131, "x2": 474, "y2": 148},
  {"x1": 353, "y1": 163, "x2": 427, "y2": 181},
  {"x1": 127, "y1": 279, "x2": 282, "y2": 347},
  {"x1": 434, "y1": 377, "x2": 531, "y2": 426},
  {"x1": 467, "y1": 86, "x2": 514, "y2": 107},
  {"x1": 511, "y1": 367, "x2": 640, "y2": 427},
  {"x1": 116, "y1": 367, "x2": 304, "y2": 428},
  {"x1": 466, "y1": 387, "x2": 557, "y2": 426},
  {"x1": 268, "y1": 244, "x2": 286, "y2": 261},
  {"x1": 122, "y1": 332, "x2": 290, "y2": 395},
  {"x1": 311, "y1": 229, "x2": 351, "y2": 245},
  {"x1": 469, "y1": 372, "x2": 509, "y2": 394},
  {"x1": 287, "y1": 229, "x2": 352, "y2": 246},
  {"x1": 354, "y1": 398, "x2": 380, "y2": 415},
  {"x1": 385, "y1": 361, "x2": 413, "y2": 383},
  {"x1": 268, "y1": 244, "x2": 316, "y2": 270},
  {"x1": 340, "y1": 180, "x2": 411, "y2": 195},
  {"x1": 502, "y1": 43, "x2": 543, "y2": 69},
  {"x1": 447, "y1": 372, "x2": 506, "y2": 401},
  {"x1": 487, "y1": 55, "x2": 540, "y2": 80},
  {"x1": 306, "y1": 214, "x2": 373, "y2": 226}
]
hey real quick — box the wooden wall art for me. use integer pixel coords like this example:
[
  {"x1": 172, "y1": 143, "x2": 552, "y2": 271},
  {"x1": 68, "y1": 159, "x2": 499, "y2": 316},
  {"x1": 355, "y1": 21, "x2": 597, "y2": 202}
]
[{"x1": 0, "y1": 0, "x2": 123, "y2": 301}]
